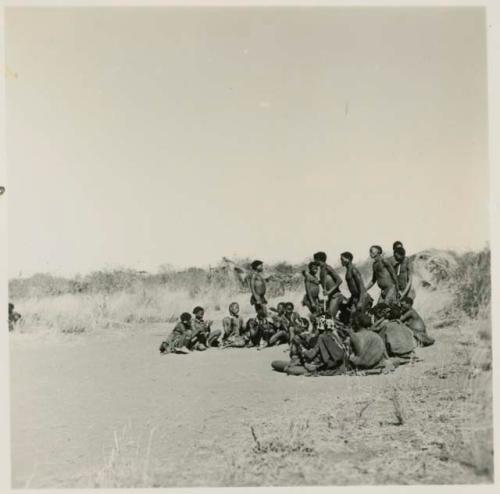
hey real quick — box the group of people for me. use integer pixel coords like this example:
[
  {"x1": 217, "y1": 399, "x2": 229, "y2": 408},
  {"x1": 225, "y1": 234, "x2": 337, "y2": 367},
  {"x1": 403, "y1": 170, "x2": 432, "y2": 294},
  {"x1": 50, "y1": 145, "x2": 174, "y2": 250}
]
[{"x1": 159, "y1": 241, "x2": 435, "y2": 376}]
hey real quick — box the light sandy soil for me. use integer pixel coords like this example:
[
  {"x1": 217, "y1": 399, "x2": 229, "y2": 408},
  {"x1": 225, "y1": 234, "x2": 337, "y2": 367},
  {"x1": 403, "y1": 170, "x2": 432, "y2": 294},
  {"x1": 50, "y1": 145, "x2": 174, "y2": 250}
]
[{"x1": 10, "y1": 320, "x2": 493, "y2": 488}]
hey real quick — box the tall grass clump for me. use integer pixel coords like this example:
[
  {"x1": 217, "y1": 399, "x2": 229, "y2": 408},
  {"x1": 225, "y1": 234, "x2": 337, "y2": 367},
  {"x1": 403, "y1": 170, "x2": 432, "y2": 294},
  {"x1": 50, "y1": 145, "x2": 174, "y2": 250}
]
[{"x1": 452, "y1": 248, "x2": 491, "y2": 319}]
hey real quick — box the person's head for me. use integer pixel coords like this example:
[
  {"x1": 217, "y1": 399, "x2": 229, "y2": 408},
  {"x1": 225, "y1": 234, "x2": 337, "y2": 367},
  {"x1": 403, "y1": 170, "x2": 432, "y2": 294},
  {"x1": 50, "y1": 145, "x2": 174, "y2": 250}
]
[
  {"x1": 394, "y1": 246, "x2": 406, "y2": 263},
  {"x1": 276, "y1": 302, "x2": 286, "y2": 314},
  {"x1": 400, "y1": 296, "x2": 414, "y2": 311},
  {"x1": 369, "y1": 245, "x2": 383, "y2": 259},
  {"x1": 229, "y1": 302, "x2": 240, "y2": 316},
  {"x1": 353, "y1": 311, "x2": 372, "y2": 331},
  {"x1": 193, "y1": 306, "x2": 204, "y2": 319},
  {"x1": 371, "y1": 303, "x2": 390, "y2": 321},
  {"x1": 8, "y1": 303, "x2": 14, "y2": 314},
  {"x1": 180, "y1": 312, "x2": 192, "y2": 325},
  {"x1": 308, "y1": 261, "x2": 320, "y2": 274},
  {"x1": 388, "y1": 305, "x2": 401, "y2": 320},
  {"x1": 255, "y1": 303, "x2": 267, "y2": 318},
  {"x1": 393, "y1": 241, "x2": 404, "y2": 252},
  {"x1": 251, "y1": 260, "x2": 264, "y2": 272},
  {"x1": 313, "y1": 251, "x2": 327, "y2": 264},
  {"x1": 340, "y1": 251, "x2": 353, "y2": 267},
  {"x1": 285, "y1": 302, "x2": 294, "y2": 314}
]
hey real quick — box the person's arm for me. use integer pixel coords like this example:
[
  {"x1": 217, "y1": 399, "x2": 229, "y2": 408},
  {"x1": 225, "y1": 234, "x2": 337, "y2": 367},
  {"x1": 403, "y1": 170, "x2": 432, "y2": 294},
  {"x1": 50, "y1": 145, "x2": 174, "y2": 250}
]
[
  {"x1": 190, "y1": 321, "x2": 200, "y2": 338},
  {"x1": 400, "y1": 311, "x2": 412, "y2": 323},
  {"x1": 303, "y1": 342, "x2": 319, "y2": 361},
  {"x1": 264, "y1": 272, "x2": 283, "y2": 282},
  {"x1": 371, "y1": 318, "x2": 385, "y2": 332},
  {"x1": 237, "y1": 317, "x2": 245, "y2": 337},
  {"x1": 206, "y1": 320, "x2": 213, "y2": 334},
  {"x1": 366, "y1": 265, "x2": 376, "y2": 291},
  {"x1": 352, "y1": 268, "x2": 367, "y2": 308},
  {"x1": 383, "y1": 258, "x2": 399, "y2": 287},
  {"x1": 304, "y1": 279, "x2": 316, "y2": 307},
  {"x1": 324, "y1": 267, "x2": 343, "y2": 296},
  {"x1": 401, "y1": 260, "x2": 414, "y2": 298}
]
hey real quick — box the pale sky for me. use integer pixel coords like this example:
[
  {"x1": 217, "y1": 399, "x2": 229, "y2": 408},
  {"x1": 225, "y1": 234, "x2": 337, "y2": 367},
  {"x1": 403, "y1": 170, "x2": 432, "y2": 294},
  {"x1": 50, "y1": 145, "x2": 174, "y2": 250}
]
[{"x1": 5, "y1": 7, "x2": 489, "y2": 277}]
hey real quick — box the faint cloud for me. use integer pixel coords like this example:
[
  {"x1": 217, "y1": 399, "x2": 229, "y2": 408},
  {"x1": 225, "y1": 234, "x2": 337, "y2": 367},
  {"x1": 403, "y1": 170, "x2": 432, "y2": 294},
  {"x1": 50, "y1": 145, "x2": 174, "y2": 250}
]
[{"x1": 259, "y1": 100, "x2": 271, "y2": 109}]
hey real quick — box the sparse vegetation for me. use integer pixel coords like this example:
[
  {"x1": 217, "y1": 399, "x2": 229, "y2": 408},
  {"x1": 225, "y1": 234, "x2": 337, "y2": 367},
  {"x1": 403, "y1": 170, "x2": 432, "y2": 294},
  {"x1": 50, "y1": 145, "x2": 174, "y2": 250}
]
[{"x1": 9, "y1": 248, "x2": 493, "y2": 487}]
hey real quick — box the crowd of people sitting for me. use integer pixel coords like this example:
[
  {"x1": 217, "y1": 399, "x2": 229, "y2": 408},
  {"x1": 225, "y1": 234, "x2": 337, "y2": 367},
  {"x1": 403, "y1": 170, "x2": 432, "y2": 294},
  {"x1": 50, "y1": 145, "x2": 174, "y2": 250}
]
[{"x1": 159, "y1": 241, "x2": 435, "y2": 376}]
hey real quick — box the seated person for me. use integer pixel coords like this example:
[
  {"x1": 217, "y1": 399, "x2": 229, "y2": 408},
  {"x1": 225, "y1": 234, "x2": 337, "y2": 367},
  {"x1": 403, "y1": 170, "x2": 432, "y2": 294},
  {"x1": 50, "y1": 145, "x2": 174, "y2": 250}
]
[
  {"x1": 271, "y1": 320, "x2": 314, "y2": 375},
  {"x1": 269, "y1": 302, "x2": 288, "y2": 329},
  {"x1": 371, "y1": 304, "x2": 416, "y2": 360},
  {"x1": 246, "y1": 304, "x2": 278, "y2": 348},
  {"x1": 267, "y1": 302, "x2": 291, "y2": 347},
  {"x1": 191, "y1": 306, "x2": 222, "y2": 350},
  {"x1": 348, "y1": 312, "x2": 387, "y2": 370},
  {"x1": 271, "y1": 314, "x2": 346, "y2": 376},
  {"x1": 159, "y1": 312, "x2": 192, "y2": 354},
  {"x1": 284, "y1": 302, "x2": 308, "y2": 340},
  {"x1": 221, "y1": 302, "x2": 247, "y2": 347},
  {"x1": 400, "y1": 297, "x2": 434, "y2": 347}
]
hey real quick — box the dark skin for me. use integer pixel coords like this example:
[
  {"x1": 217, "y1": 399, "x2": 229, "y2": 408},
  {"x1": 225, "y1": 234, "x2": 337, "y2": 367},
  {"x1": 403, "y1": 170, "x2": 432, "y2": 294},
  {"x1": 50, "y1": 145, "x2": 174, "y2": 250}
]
[
  {"x1": 400, "y1": 302, "x2": 426, "y2": 333},
  {"x1": 302, "y1": 264, "x2": 321, "y2": 311},
  {"x1": 174, "y1": 319, "x2": 192, "y2": 334},
  {"x1": 318, "y1": 262, "x2": 343, "y2": 297},
  {"x1": 340, "y1": 256, "x2": 367, "y2": 309},
  {"x1": 315, "y1": 260, "x2": 343, "y2": 318},
  {"x1": 193, "y1": 309, "x2": 213, "y2": 330},
  {"x1": 270, "y1": 303, "x2": 288, "y2": 332},
  {"x1": 223, "y1": 304, "x2": 244, "y2": 338},
  {"x1": 270, "y1": 303, "x2": 286, "y2": 316},
  {"x1": 394, "y1": 252, "x2": 413, "y2": 298},
  {"x1": 366, "y1": 248, "x2": 399, "y2": 292},
  {"x1": 250, "y1": 264, "x2": 267, "y2": 303}
]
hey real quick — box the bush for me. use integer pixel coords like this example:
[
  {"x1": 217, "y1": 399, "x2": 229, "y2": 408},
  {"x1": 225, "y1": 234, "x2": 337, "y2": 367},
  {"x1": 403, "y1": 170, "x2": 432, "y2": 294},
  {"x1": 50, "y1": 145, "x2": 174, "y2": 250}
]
[{"x1": 452, "y1": 249, "x2": 490, "y2": 319}]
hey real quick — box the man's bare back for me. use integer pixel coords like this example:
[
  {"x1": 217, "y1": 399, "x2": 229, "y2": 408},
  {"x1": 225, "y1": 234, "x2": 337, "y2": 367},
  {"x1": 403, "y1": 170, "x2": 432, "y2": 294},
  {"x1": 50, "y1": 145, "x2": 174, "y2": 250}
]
[
  {"x1": 346, "y1": 265, "x2": 363, "y2": 299},
  {"x1": 372, "y1": 258, "x2": 397, "y2": 290}
]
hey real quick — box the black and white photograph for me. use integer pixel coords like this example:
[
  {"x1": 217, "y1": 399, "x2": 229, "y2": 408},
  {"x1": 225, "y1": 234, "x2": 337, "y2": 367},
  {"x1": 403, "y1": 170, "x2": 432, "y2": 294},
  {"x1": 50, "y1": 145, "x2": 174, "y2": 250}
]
[{"x1": 1, "y1": 1, "x2": 498, "y2": 490}]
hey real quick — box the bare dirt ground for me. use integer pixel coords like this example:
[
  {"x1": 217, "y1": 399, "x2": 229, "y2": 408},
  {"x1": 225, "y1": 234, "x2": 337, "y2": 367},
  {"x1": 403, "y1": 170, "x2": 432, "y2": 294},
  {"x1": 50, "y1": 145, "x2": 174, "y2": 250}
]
[{"x1": 10, "y1": 319, "x2": 493, "y2": 488}]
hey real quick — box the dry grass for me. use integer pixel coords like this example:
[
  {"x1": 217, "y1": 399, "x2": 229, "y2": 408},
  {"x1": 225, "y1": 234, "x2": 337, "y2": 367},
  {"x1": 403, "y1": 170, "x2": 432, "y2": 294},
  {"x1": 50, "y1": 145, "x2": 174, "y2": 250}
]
[
  {"x1": 10, "y1": 248, "x2": 493, "y2": 486},
  {"x1": 11, "y1": 248, "x2": 486, "y2": 335},
  {"x1": 12, "y1": 285, "x2": 308, "y2": 336},
  {"x1": 91, "y1": 423, "x2": 157, "y2": 488}
]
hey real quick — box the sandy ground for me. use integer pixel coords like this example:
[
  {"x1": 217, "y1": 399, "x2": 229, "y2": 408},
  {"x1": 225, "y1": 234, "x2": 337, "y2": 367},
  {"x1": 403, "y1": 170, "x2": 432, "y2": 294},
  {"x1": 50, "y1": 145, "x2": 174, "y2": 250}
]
[{"x1": 10, "y1": 322, "x2": 493, "y2": 488}]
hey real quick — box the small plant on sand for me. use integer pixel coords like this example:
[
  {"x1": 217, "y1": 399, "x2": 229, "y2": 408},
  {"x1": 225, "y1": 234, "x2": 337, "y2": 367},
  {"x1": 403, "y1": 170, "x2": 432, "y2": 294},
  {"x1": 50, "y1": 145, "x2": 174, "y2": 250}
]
[
  {"x1": 250, "y1": 420, "x2": 316, "y2": 456},
  {"x1": 389, "y1": 387, "x2": 407, "y2": 426},
  {"x1": 93, "y1": 424, "x2": 157, "y2": 488}
]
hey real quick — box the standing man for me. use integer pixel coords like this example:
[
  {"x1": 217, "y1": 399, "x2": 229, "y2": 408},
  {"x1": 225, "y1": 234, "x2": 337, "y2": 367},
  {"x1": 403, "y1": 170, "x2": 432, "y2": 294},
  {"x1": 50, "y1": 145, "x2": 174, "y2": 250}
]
[
  {"x1": 393, "y1": 246, "x2": 416, "y2": 300},
  {"x1": 340, "y1": 252, "x2": 372, "y2": 315},
  {"x1": 366, "y1": 245, "x2": 399, "y2": 305},
  {"x1": 313, "y1": 251, "x2": 344, "y2": 320},
  {"x1": 301, "y1": 261, "x2": 322, "y2": 316},
  {"x1": 387, "y1": 241, "x2": 404, "y2": 268},
  {"x1": 249, "y1": 260, "x2": 268, "y2": 314}
]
